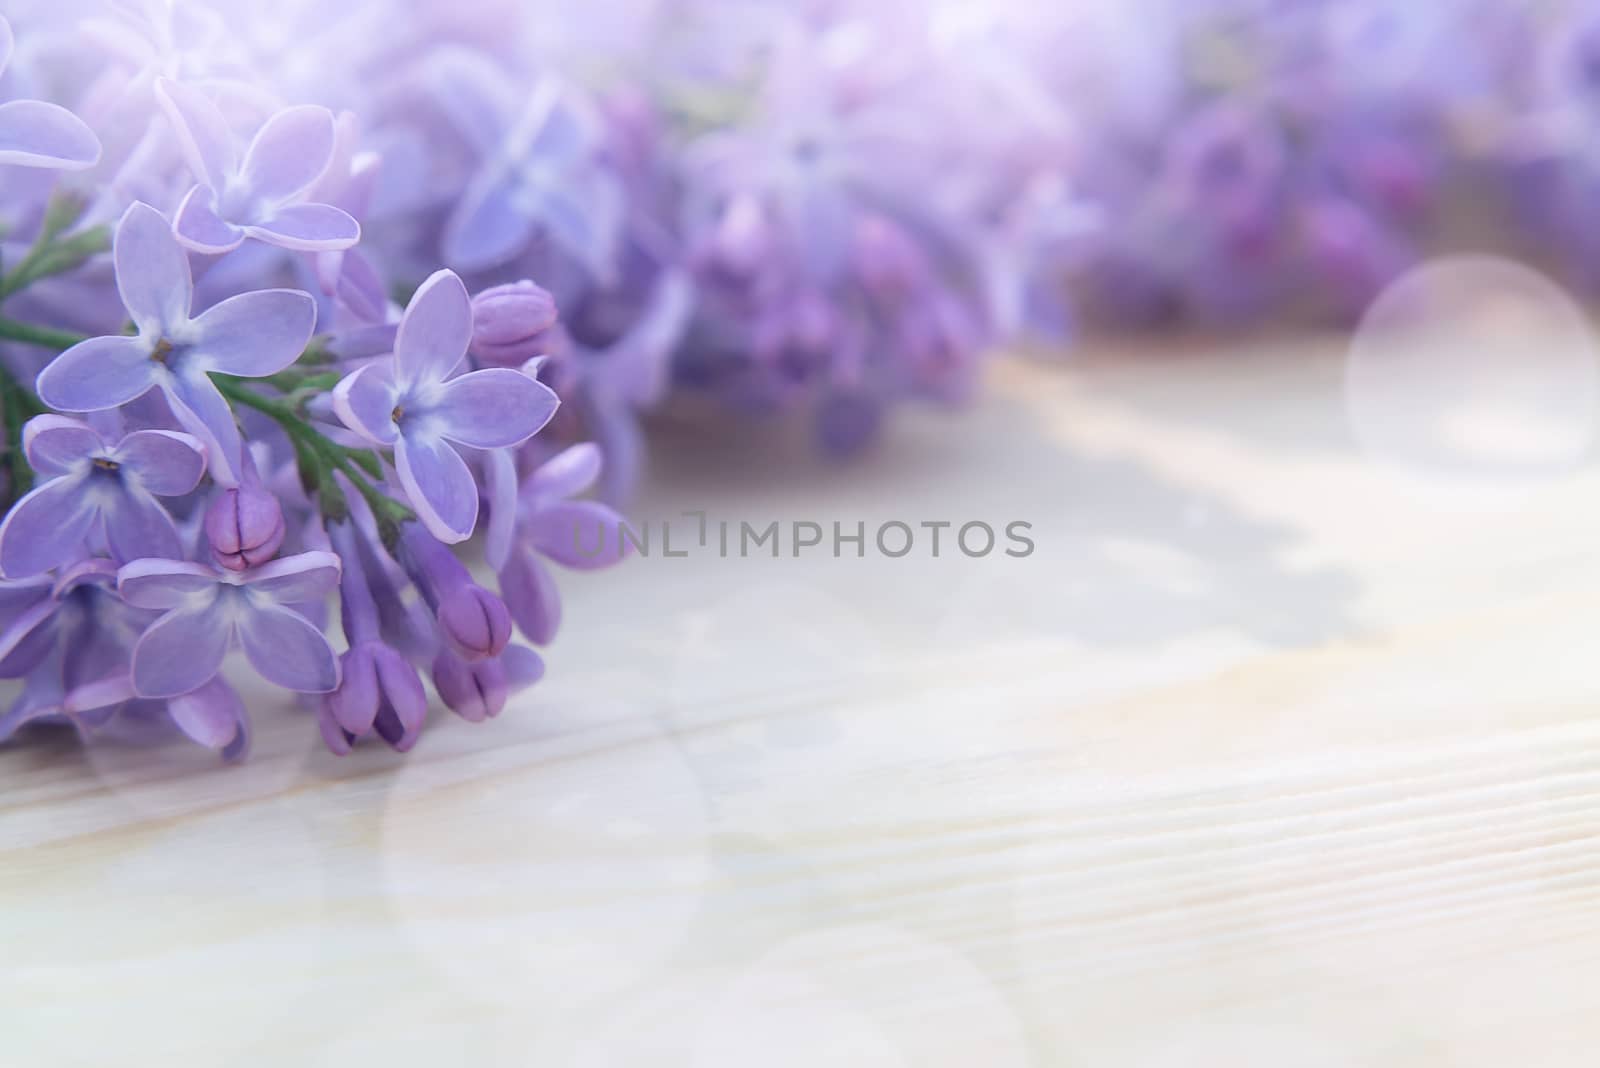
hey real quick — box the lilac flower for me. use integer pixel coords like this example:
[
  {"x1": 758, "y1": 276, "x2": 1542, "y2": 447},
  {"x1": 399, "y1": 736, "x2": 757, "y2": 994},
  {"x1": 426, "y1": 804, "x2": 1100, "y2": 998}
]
[
  {"x1": 117, "y1": 552, "x2": 342, "y2": 698},
  {"x1": 35, "y1": 202, "x2": 317, "y2": 487},
  {"x1": 0, "y1": 16, "x2": 102, "y2": 170},
  {"x1": 332, "y1": 269, "x2": 560, "y2": 542},
  {"x1": 396, "y1": 523, "x2": 512, "y2": 663},
  {"x1": 155, "y1": 78, "x2": 361, "y2": 254},
  {"x1": 442, "y1": 76, "x2": 625, "y2": 280},
  {"x1": 0, "y1": 416, "x2": 205, "y2": 577},
  {"x1": 167, "y1": 676, "x2": 250, "y2": 760},
  {"x1": 494, "y1": 444, "x2": 630, "y2": 646}
]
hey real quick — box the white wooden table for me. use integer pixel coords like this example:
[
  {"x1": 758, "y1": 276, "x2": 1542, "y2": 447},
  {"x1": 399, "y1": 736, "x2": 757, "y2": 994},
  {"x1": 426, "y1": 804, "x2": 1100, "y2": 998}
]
[{"x1": 6, "y1": 328, "x2": 1600, "y2": 1066}]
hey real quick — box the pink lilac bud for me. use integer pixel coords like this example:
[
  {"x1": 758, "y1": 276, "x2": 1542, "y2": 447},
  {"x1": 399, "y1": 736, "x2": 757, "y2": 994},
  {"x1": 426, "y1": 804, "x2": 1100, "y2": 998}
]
[
  {"x1": 204, "y1": 482, "x2": 286, "y2": 571},
  {"x1": 432, "y1": 649, "x2": 508, "y2": 723},
  {"x1": 470, "y1": 280, "x2": 559, "y2": 367}
]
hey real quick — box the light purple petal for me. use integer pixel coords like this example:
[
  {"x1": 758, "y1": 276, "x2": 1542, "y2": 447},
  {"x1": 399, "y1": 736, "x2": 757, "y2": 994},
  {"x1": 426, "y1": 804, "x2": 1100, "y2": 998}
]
[
  {"x1": 502, "y1": 644, "x2": 546, "y2": 692},
  {"x1": 114, "y1": 201, "x2": 193, "y2": 334},
  {"x1": 22, "y1": 415, "x2": 102, "y2": 475},
  {"x1": 173, "y1": 185, "x2": 244, "y2": 254},
  {"x1": 330, "y1": 360, "x2": 401, "y2": 446},
  {"x1": 0, "y1": 16, "x2": 13, "y2": 77},
  {"x1": 442, "y1": 174, "x2": 536, "y2": 273},
  {"x1": 132, "y1": 597, "x2": 230, "y2": 698},
  {"x1": 163, "y1": 374, "x2": 243, "y2": 486},
  {"x1": 0, "y1": 100, "x2": 102, "y2": 170},
  {"x1": 102, "y1": 486, "x2": 184, "y2": 565},
  {"x1": 168, "y1": 676, "x2": 244, "y2": 750},
  {"x1": 0, "y1": 474, "x2": 95, "y2": 577},
  {"x1": 0, "y1": 586, "x2": 59, "y2": 675},
  {"x1": 238, "y1": 603, "x2": 339, "y2": 692},
  {"x1": 154, "y1": 77, "x2": 237, "y2": 188},
  {"x1": 240, "y1": 105, "x2": 335, "y2": 202},
  {"x1": 527, "y1": 442, "x2": 602, "y2": 502},
  {"x1": 117, "y1": 559, "x2": 217, "y2": 609},
  {"x1": 396, "y1": 432, "x2": 477, "y2": 544},
  {"x1": 431, "y1": 368, "x2": 559, "y2": 449},
  {"x1": 530, "y1": 500, "x2": 630, "y2": 570},
  {"x1": 113, "y1": 430, "x2": 206, "y2": 495},
  {"x1": 484, "y1": 447, "x2": 518, "y2": 572},
  {"x1": 35, "y1": 334, "x2": 156, "y2": 413},
  {"x1": 243, "y1": 203, "x2": 360, "y2": 252},
  {"x1": 500, "y1": 543, "x2": 560, "y2": 646},
  {"x1": 189, "y1": 288, "x2": 316, "y2": 376},
  {"x1": 394, "y1": 269, "x2": 471, "y2": 386},
  {"x1": 241, "y1": 550, "x2": 341, "y2": 605}
]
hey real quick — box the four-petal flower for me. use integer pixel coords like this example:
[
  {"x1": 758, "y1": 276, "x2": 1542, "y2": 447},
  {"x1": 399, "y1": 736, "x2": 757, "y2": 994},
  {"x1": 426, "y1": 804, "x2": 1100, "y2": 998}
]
[
  {"x1": 333, "y1": 269, "x2": 561, "y2": 543},
  {"x1": 155, "y1": 77, "x2": 361, "y2": 255},
  {"x1": 117, "y1": 552, "x2": 344, "y2": 698},
  {"x1": 0, "y1": 416, "x2": 206, "y2": 577},
  {"x1": 35, "y1": 201, "x2": 317, "y2": 486}
]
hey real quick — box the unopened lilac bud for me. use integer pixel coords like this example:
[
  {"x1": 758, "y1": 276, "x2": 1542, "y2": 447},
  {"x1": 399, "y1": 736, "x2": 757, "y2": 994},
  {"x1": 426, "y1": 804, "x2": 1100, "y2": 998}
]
[
  {"x1": 471, "y1": 280, "x2": 559, "y2": 367},
  {"x1": 437, "y1": 584, "x2": 513, "y2": 662},
  {"x1": 204, "y1": 483, "x2": 286, "y2": 570},
  {"x1": 432, "y1": 649, "x2": 508, "y2": 723},
  {"x1": 322, "y1": 643, "x2": 427, "y2": 753}
]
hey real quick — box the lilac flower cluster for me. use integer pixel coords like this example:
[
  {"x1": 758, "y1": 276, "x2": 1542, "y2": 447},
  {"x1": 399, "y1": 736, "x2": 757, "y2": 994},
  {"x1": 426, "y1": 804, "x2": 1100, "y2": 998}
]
[{"x1": 0, "y1": 9, "x2": 630, "y2": 758}]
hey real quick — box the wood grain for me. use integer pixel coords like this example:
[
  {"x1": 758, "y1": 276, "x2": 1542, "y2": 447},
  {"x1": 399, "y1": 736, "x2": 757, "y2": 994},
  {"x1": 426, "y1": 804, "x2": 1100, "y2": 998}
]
[{"x1": 5, "y1": 334, "x2": 1600, "y2": 1066}]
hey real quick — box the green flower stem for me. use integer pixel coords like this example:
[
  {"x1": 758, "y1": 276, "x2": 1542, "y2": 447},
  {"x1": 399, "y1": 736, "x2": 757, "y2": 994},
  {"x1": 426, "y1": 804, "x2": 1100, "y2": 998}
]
[
  {"x1": 0, "y1": 361, "x2": 45, "y2": 503},
  {"x1": 0, "y1": 316, "x2": 90, "y2": 352},
  {"x1": 211, "y1": 376, "x2": 413, "y2": 541}
]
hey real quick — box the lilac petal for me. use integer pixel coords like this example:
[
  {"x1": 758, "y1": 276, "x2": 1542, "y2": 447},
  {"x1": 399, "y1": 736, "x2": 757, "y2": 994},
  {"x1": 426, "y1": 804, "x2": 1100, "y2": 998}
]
[
  {"x1": 35, "y1": 334, "x2": 156, "y2": 413},
  {"x1": 328, "y1": 647, "x2": 378, "y2": 735},
  {"x1": 240, "y1": 105, "x2": 336, "y2": 202},
  {"x1": 394, "y1": 269, "x2": 472, "y2": 386},
  {"x1": 0, "y1": 100, "x2": 102, "y2": 170},
  {"x1": 527, "y1": 442, "x2": 603, "y2": 502},
  {"x1": 0, "y1": 474, "x2": 95, "y2": 577},
  {"x1": 238, "y1": 603, "x2": 339, "y2": 692},
  {"x1": 154, "y1": 77, "x2": 237, "y2": 188},
  {"x1": 432, "y1": 368, "x2": 559, "y2": 449},
  {"x1": 173, "y1": 186, "x2": 244, "y2": 254},
  {"x1": 102, "y1": 487, "x2": 184, "y2": 565},
  {"x1": 484, "y1": 447, "x2": 518, "y2": 572},
  {"x1": 373, "y1": 647, "x2": 427, "y2": 746},
  {"x1": 395, "y1": 433, "x2": 478, "y2": 544},
  {"x1": 189, "y1": 288, "x2": 317, "y2": 376},
  {"x1": 244, "y1": 203, "x2": 360, "y2": 252},
  {"x1": 114, "y1": 201, "x2": 194, "y2": 335},
  {"x1": 530, "y1": 500, "x2": 630, "y2": 570},
  {"x1": 168, "y1": 676, "x2": 244, "y2": 750},
  {"x1": 0, "y1": 16, "x2": 12, "y2": 76},
  {"x1": 316, "y1": 701, "x2": 355, "y2": 756},
  {"x1": 22, "y1": 415, "x2": 103, "y2": 476},
  {"x1": 0, "y1": 585, "x2": 60, "y2": 676},
  {"x1": 117, "y1": 559, "x2": 219, "y2": 609},
  {"x1": 241, "y1": 550, "x2": 341, "y2": 605},
  {"x1": 443, "y1": 175, "x2": 536, "y2": 273},
  {"x1": 330, "y1": 360, "x2": 401, "y2": 446},
  {"x1": 502, "y1": 644, "x2": 546, "y2": 692},
  {"x1": 500, "y1": 544, "x2": 560, "y2": 646},
  {"x1": 114, "y1": 429, "x2": 206, "y2": 495},
  {"x1": 164, "y1": 374, "x2": 243, "y2": 486},
  {"x1": 131, "y1": 597, "x2": 230, "y2": 698}
]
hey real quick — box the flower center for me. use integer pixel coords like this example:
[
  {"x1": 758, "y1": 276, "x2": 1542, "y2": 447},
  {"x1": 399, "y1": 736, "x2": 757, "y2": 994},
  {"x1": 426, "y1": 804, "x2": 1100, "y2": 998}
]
[
  {"x1": 92, "y1": 457, "x2": 121, "y2": 473},
  {"x1": 151, "y1": 338, "x2": 175, "y2": 366},
  {"x1": 391, "y1": 404, "x2": 406, "y2": 424}
]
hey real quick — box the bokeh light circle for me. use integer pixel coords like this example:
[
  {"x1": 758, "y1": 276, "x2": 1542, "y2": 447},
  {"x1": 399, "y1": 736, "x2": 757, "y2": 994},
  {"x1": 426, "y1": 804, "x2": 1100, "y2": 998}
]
[{"x1": 1345, "y1": 257, "x2": 1599, "y2": 488}]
